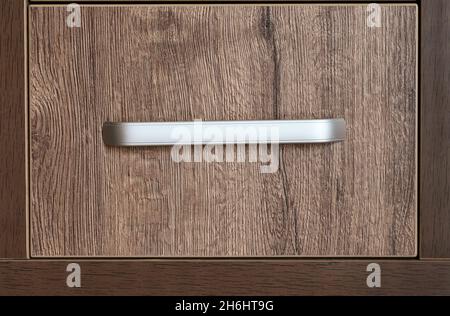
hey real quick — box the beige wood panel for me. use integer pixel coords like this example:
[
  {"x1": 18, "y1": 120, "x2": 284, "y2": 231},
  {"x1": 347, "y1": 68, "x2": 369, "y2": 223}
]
[{"x1": 29, "y1": 5, "x2": 417, "y2": 257}]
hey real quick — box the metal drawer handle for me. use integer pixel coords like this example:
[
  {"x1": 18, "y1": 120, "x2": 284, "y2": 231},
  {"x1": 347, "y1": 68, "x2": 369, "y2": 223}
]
[{"x1": 102, "y1": 119, "x2": 345, "y2": 146}]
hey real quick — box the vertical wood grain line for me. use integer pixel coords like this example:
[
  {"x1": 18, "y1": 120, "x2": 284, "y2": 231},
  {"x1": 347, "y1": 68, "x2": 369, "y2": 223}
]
[{"x1": 25, "y1": 0, "x2": 30, "y2": 258}]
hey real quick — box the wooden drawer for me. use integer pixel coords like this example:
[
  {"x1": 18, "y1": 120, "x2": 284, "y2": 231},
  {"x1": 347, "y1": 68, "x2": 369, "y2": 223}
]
[{"x1": 29, "y1": 4, "x2": 417, "y2": 257}]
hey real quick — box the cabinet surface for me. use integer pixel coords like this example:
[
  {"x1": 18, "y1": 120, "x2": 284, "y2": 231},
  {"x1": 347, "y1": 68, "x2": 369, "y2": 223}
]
[{"x1": 29, "y1": 5, "x2": 417, "y2": 257}]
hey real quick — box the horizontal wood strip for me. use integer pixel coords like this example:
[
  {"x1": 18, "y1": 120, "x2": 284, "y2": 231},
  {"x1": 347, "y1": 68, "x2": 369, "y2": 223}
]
[
  {"x1": 0, "y1": 260, "x2": 449, "y2": 295},
  {"x1": 30, "y1": 1, "x2": 418, "y2": 3}
]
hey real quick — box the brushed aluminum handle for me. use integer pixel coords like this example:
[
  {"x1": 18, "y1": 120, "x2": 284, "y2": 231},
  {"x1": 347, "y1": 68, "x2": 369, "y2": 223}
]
[{"x1": 102, "y1": 119, "x2": 345, "y2": 146}]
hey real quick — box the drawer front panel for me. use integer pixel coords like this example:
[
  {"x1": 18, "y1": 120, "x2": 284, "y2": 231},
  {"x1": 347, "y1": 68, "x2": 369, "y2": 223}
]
[{"x1": 30, "y1": 5, "x2": 417, "y2": 257}]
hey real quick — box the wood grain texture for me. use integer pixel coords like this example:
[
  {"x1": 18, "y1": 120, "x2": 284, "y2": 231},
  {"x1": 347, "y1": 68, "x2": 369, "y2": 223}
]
[
  {"x1": 0, "y1": 0, "x2": 27, "y2": 258},
  {"x1": 1, "y1": 260, "x2": 450, "y2": 295},
  {"x1": 30, "y1": 1, "x2": 417, "y2": 3},
  {"x1": 420, "y1": 0, "x2": 450, "y2": 258},
  {"x1": 29, "y1": 5, "x2": 417, "y2": 257}
]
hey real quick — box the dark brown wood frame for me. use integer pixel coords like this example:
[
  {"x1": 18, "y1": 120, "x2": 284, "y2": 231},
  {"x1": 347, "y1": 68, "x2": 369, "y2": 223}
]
[
  {"x1": 0, "y1": 0, "x2": 27, "y2": 259},
  {"x1": 1, "y1": 0, "x2": 449, "y2": 295}
]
